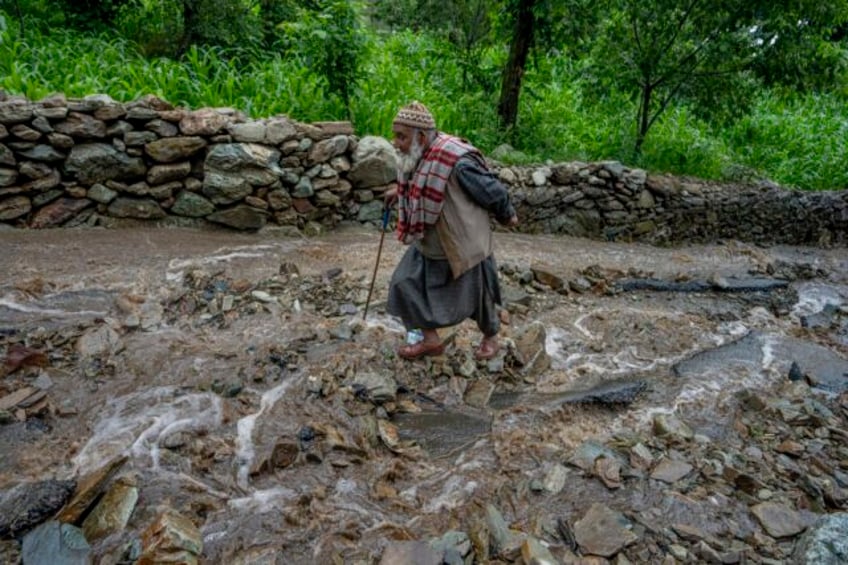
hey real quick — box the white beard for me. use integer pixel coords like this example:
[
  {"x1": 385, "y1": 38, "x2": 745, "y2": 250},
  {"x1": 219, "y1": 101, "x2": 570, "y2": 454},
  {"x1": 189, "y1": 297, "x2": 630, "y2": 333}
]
[{"x1": 397, "y1": 137, "x2": 424, "y2": 175}]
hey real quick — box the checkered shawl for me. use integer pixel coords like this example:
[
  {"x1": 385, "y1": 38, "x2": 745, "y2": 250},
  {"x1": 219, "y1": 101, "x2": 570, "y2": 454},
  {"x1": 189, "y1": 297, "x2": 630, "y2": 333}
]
[{"x1": 396, "y1": 133, "x2": 482, "y2": 244}]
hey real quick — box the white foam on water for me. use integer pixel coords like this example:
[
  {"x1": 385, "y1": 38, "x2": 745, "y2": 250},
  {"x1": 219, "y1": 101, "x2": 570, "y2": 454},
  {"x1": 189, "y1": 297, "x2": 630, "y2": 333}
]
[
  {"x1": 73, "y1": 387, "x2": 223, "y2": 475},
  {"x1": 422, "y1": 475, "x2": 478, "y2": 513},
  {"x1": 203, "y1": 530, "x2": 229, "y2": 544},
  {"x1": 165, "y1": 244, "x2": 282, "y2": 282},
  {"x1": 235, "y1": 377, "x2": 297, "y2": 490},
  {"x1": 791, "y1": 282, "x2": 846, "y2": 320},
  {"x1": 227, "y1": 486, "x2": 298, "y2": 512},
  {"x1": 717, "y1": 320, "x2": 751, "y2": 339},
  {"x1": 761, "y1": 334, "x2": 781, "y2": 370},
  {"x1": 549, "y1": 345, "x2": 684, "y2": 379},
  {"x1": 572, "y1": 312, "x2": 600, "y2": 339},
  {"x1": 363, "y1": 312, "x2": 405, "y2": 334},
  {"x1": 335, "y1": 477, "x2": 358, "y2": 495},
  {"x1": 0, "y1": 294, "x2": 107, "y2": 318},
  {"x1": 620, "y1": 355, "x2": 784, "y2": 433},
  {"x1": 545, "y1": 326, "x2": 573, "y2": 369}
]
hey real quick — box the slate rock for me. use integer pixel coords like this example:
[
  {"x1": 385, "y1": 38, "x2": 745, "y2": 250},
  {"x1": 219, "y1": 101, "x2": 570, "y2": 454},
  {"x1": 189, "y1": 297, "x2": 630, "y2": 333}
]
[
  {"x1": 207, "y1": 205, "x2": 267, "y2": 230},
  {"x1": 573, "y1": 503, "x2": 638, "y2": 557},
  {"x1": 65, "y1": 143, "x2": 146, "y2": 184},
  {"x1": 751, "y1": 502, "x2": 806, "y2": 538},
  {"x1": 791, "y1": 512, "x2": 848, "y2": 564},
  {"x1": 0, "y1": 479, "x2": 76, "y2": 539},
  {"x1": 379, "y1": 541, "x2": 441, "y2": 565},
  {"x1": 21, "y1": 521, "x2": 91, "y2": 565}
]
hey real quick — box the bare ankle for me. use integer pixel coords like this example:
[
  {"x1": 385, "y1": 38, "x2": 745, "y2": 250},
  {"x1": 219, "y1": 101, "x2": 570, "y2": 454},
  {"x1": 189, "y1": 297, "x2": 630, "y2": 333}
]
[{"x1": 422, "y1": 329, "x2": 440, "y2": 343}]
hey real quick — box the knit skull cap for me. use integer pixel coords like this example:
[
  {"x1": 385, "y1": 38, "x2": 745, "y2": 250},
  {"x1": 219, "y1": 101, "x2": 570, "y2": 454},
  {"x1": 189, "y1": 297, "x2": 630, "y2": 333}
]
[{"x1": 393, "y1": 101, "x2": 436, "y2": 130}]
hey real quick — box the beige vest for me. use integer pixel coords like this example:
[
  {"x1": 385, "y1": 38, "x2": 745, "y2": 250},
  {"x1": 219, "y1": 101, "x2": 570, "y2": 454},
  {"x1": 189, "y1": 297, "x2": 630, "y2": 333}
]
[{"x1": 417, "y1": 171, "x2": 493, "y2": 278}]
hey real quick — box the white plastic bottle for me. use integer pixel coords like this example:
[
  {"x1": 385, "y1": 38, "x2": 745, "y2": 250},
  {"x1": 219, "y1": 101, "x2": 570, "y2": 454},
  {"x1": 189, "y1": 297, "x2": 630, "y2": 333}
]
[{"x1": 406, "y1": 329, "x2": 424, "y2": 345}]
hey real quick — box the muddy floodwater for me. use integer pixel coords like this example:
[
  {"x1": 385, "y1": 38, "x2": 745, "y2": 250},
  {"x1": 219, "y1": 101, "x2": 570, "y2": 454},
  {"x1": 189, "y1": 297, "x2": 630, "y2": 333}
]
[{"x1": 1, "y1": 224, "x2": 847, "y2": 564}]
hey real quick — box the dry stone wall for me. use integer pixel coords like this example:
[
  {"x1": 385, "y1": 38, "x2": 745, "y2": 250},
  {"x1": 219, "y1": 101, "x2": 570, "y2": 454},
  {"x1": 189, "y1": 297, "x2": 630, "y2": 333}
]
[
  {"x1": 501, "y1": 161, "x2": 848, "y2": 246},
  {"x1": 1, "y1": 92, "x2": 846, "y2": 245}
]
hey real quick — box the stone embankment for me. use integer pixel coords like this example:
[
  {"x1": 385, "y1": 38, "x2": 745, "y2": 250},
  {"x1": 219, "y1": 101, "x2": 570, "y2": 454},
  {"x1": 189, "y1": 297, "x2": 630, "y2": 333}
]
[{"x1": 0, "y1": 92, "x2": 846, "y2": 244}]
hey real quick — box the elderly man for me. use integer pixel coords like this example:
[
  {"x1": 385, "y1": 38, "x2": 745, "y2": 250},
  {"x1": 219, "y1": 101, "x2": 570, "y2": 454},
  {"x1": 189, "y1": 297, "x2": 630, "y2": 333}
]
[{"x1": 385, "y1": 101, "x2": 518, "y2": 360}]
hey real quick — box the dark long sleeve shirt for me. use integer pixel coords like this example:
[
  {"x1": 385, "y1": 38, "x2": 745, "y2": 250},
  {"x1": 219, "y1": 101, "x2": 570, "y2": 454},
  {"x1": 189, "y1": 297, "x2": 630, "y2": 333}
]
[{"x1": 453, "y1": 156, "x2": 516, "y2": 224}]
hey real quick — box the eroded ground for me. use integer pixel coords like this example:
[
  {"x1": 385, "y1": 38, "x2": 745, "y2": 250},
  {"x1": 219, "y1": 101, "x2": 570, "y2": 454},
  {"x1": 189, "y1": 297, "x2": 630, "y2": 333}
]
[{"x1": 1, "y1": 225, "x2": 847, "y2": 564}]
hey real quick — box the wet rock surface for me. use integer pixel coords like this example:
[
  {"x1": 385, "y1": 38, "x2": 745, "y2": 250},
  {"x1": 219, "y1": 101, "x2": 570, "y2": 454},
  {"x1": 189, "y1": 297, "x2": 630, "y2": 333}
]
[{"x1": 0, "y1": 226, "x2": 847, "y2": 564}]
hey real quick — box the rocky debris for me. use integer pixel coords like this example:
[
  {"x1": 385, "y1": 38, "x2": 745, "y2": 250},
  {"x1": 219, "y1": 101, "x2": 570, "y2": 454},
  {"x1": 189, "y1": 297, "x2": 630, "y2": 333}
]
[
  {"x1": 165, "y1": 264, "x2": 369, "y2": 328},
  {"x1": 0, "y1": 479, "x2": 76, "y2": 539},
  {"x1": 509, "y1": 320, "x2": 550, "y2": 380},
  {"x1": 2, "y1": 229, "x2": 848, "y2": 564},
  {"x1": 650, "y1": 457, "x2": 694, "y2": 483},
  {"x1": 1, "y1": 344, "x2": 48, "y2": 378},
  {"x1": 675, "y1": 330, "x2": 848, "y2": 393},
  {"x1": 616, "y1": 275, "x2": 790, "y2": 293},
  {"x1": 554, "y1": 379, "x2": 647, "y2": 406},
  {"x1": 80, "y1": 475, "x2": 139, "y2": 542},
  {"x1": 57, "y1": 456, "x2": 129, "y2": 524},
  {"x1": 0, "y1": 385, "x2": 50, "y2": 423},
  {"x1": 378, "y1": 540, "x2": 441, "y2": 565},
  {"x1": 21, "y1": 521, "x2": 91, "y2": 565},
  {"x1": 138, "y1": 509, "x2": 202, "y2": 565},
  {"x1": 573, "y1": 503, "x2": 638, "y2": 557},
  {"x1": 350, "y1": 370, "x2": 397, "y2": 404},
  {"x1": 791, "y1": 513, "x2": 848, "y2": 564},
  {"x1": 751, "y1": 501, "x2": 808, "y2": 538}
]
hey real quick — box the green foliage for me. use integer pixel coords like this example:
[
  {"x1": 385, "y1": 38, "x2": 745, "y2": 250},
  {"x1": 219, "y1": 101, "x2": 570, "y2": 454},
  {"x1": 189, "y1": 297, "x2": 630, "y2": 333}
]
[
  {"x1": 116, "y1": 0, "x2": 262, "y2": 58},
  {"x1": 587, "y1": 0, "x2": 848, "y2": 153},
  {"x1": 368, "y1": 0, "x2": 501, "y2": 91},
  {"x1": 0, "y1": 6, "x2": 846, "y2": 192},
  {"x1": 0, "y1": 0, "x2": 130, "y2": 33},
  {"x1": 116, "y1": 0, "x2": 183, "y2": 57},
  {"x1": 0, "y1": 23, "x2": 339, "y2": 119},
  {"x1": 636, "y1": 106, "x2": 729, "y2": 180},
  {"x1": 279, "y1": 0, "x2": 367, "y2": 116},
  {"x1": 748, "y1": 0, "x2": 848, "y2": 90},
  {"x1": 0, "y1": 0, "x2": 64, "y2": 33},
  {"x1": 725, "y1": 91, "x2": 848, "y2": 190},
  {"x1": 254, "y1": 0, "x2": 300, "y2": 50},
  {"x1": 57, "y1": 0, "x2": 131, "y2": 31}
]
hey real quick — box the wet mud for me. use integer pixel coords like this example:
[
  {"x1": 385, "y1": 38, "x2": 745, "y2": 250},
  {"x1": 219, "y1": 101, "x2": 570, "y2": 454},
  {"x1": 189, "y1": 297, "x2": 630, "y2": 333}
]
[{"x1": 1, "y1": 225, "x2": 847, "y2": 563}]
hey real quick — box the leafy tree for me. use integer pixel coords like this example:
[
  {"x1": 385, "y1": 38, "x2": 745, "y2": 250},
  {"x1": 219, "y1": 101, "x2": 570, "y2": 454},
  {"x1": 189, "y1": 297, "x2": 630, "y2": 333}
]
[
  {"x1": 117, "y1": 0, "x2": 260, "y2": 58},
  {"x1": 367, "y1": 0, "x2": 499, "y2": 91},
  {"x1": 255, "y1": 0, "x2": 300, "y2": 50},
  {"x1": 58, "y1": 0, "x2": 130, "y2": 31},
  {"x1": 174, "y1": 0, "x2": 260, "y2": 57},
  {"x1": 497, "y1": 0, "x2": 536, "y2": 131},
  {"x1": 589, "y1": 0, "x2": 848, "y2": 154},
  {"x1": 748, "y1": 3, "x2": 848, "y2": 91},
  {"x1": 496, "y1": 0, "x2": 602, "y2": 131},
  {"x1": 1, "y1": 0, "x2": 130, "y2": 32},
  {"x1": 280, "y1": 0, "x2": 367, "y2": 117}
]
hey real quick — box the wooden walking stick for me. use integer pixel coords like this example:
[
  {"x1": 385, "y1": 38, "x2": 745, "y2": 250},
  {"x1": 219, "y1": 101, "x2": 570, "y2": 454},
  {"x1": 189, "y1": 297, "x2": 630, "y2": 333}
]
[{"x1": 363, "y1": 205, "x2": 390, "y2": 321}]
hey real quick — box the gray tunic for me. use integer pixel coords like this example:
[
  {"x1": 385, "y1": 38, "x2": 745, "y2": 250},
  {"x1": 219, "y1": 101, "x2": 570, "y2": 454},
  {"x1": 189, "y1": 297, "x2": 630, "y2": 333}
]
[{"x1": 387, "y1": 156, "x2": 515, "y2": 335}]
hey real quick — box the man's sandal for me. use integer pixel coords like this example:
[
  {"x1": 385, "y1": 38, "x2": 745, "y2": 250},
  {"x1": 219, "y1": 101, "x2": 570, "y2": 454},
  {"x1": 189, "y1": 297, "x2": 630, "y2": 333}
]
[{"x1": 398, "y1": 340, "x2": 445, "y2": 360}]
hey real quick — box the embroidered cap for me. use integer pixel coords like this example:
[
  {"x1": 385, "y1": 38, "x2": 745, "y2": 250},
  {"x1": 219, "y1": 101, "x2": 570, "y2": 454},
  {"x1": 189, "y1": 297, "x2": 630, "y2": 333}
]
[{"x1": 393, "y1": 101, "x2": 436, "y2": 130}]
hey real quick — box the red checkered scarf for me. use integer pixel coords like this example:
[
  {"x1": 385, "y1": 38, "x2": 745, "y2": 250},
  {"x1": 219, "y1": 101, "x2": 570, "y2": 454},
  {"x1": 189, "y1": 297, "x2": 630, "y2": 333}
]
[{"x1": 396, "y1": 133, "x2": 481, "y2": 243}]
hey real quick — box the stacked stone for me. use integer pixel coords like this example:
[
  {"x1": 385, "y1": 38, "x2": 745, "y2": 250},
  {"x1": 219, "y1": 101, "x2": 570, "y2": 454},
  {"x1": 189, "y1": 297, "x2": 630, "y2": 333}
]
[
  {"x1": 498, "y1": 160, "x2": 848, "y2": 245},
  {"x1": 0, "y1": 91, "x2": 362, "y2": 230},
  {"x1": 1, "y1": 91, "x2": 846, "y2": 244}
]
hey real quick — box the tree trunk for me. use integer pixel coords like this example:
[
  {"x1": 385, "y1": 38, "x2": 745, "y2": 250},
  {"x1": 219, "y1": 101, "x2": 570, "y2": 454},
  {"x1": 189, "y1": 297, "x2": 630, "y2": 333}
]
[
  {"x1": 177, "y1": 0, "x2": 198, "y2": 58},
  {"x1": 497, "y1": 0, "x2": 535, "y2": 131},
  {"x1": 635, "y1": 83, "x2": 653, "y2": 154},
  {"x1": 12, "y1": 0, "x2": 25, "y2": 36}
]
